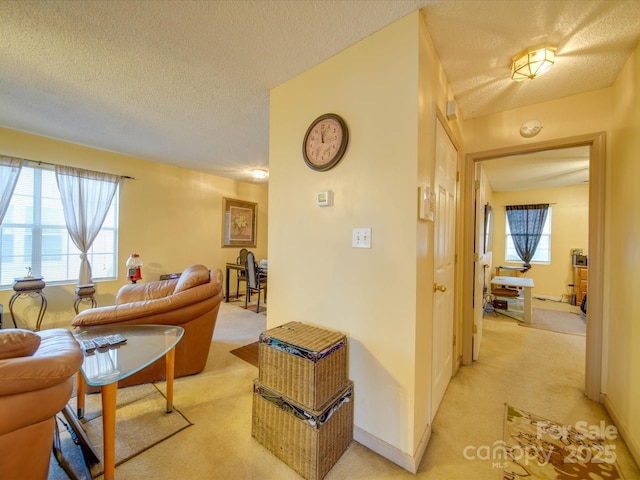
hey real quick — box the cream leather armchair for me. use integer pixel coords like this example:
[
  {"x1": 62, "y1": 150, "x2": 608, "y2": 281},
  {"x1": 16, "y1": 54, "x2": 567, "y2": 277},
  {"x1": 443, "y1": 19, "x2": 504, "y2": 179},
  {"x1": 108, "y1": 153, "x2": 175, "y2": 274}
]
[
  {"x1": 0, "y1": 328, "x2": 83, "y2": 480},
  {"x1": 71, "y1": 264, "x2": 223, "y2": 388}
]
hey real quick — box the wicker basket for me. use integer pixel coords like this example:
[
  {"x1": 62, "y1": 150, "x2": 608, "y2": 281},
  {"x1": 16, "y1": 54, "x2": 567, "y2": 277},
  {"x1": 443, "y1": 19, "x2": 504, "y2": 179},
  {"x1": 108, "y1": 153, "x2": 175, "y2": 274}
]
[
  {"x1": 258, "y1": 322, "x2": 348, "y2": 409},
  {"x1": 252, "y1": 380, "x2": 353, "y2": 480}
]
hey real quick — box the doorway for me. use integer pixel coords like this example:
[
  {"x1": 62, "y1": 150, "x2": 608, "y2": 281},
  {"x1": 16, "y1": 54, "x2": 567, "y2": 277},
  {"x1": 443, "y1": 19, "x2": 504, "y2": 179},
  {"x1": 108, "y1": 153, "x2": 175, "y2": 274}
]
[{"x1": 461, "y1": 132, "x2": 606, "y2": 402}]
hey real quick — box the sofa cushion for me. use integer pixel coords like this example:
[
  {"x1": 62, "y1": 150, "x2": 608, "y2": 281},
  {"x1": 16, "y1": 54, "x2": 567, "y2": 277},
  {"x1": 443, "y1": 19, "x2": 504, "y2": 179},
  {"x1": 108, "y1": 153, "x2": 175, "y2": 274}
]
[
  {"x1": 174, "y1": 264, "x2": 210, "y2": 294},
  {"x1": 0, "y1": 330, "x2": 41, "y2": 360}
]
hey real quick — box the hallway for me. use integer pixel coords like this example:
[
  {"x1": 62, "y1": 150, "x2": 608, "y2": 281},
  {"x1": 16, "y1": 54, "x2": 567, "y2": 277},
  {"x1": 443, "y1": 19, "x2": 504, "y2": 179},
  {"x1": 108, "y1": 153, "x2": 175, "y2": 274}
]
[{"x1": 416, "y1": 313, "x2": 640, "y2": 479}]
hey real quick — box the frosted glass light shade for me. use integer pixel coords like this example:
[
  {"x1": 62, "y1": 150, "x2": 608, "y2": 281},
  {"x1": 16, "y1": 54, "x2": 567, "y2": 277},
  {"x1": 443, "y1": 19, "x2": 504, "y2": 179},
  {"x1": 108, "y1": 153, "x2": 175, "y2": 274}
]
[
  {"x1": 251, "y1": 169, "x2": 268, "y2": 179},
  {"x1": 511, "y1": 47, "x2": 555, "y2": 81}
]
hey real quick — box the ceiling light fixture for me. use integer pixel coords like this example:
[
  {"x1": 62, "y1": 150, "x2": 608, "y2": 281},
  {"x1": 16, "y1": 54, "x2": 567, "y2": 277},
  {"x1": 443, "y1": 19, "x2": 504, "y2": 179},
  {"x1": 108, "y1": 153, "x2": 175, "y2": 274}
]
[
  {"x1": 510, "y1": 46, "x2": 556, "y2": 81},
  {"x1": 250, "y1": 169, "x2": 269, "y2": 179}
]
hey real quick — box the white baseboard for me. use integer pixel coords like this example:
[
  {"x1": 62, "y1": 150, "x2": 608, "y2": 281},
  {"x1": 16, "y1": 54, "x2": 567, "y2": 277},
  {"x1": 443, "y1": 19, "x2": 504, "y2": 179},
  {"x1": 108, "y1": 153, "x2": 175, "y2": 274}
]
[
  {"x1": 603, "y1": 395, "x2": 640, "y2": 468},
  {"x1": 353, "y1": 424, "x2": 431, "y2": 474}
]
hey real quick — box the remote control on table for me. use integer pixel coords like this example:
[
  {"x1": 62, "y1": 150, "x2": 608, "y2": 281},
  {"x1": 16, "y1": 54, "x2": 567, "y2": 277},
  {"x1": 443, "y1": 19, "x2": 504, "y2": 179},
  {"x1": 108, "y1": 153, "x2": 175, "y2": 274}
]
[
  {"x1": 80, "y1": 339, "x2": 96, "y2": 353},
  {"x1": 105, "y1": 334, "x2": 127, "y2": 346},
  {"x1": 92, "y1": 336, "x2": 110, "y2": 349}
]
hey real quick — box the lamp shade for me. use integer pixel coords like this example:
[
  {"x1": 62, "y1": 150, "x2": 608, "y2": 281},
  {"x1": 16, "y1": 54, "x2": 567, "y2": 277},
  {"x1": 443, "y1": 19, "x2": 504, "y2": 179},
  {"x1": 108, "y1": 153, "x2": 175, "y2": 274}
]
[{"x1": 511, "y1": 47, "x2": 555, "y2": 81}]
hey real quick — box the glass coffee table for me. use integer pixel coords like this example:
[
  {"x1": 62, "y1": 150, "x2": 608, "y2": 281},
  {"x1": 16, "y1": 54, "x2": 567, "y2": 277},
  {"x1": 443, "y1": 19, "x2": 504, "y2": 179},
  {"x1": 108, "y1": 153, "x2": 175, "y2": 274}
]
[{"x1": 73, "y1": 325, "x2": 184, "y2": 480}]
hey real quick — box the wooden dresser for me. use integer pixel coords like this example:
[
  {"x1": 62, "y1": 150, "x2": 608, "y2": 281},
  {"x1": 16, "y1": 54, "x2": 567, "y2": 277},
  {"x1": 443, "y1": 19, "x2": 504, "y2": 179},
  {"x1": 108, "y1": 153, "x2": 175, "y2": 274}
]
[{"x1": 574, "y1": 267, "x2": 588, "y2": 305}]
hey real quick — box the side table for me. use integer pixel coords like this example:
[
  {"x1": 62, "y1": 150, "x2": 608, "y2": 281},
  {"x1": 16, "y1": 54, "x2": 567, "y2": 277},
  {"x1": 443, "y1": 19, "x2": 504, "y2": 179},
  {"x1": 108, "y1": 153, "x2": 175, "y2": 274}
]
[
  {"x1": 9, "y1": 277, "x2": 47, "y2": 330},
  {"x1": 74, "y1": 284, "x2": 97, "y2": 314}
]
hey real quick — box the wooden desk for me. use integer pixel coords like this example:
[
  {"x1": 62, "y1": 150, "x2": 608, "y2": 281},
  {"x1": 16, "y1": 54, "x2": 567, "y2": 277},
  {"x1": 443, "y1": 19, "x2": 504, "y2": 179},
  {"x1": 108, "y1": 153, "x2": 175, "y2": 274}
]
[
  {"x1": 491, "y1": 276, "x2": 535, "y2": 323},
  {"x1": 225, "y1": 263, "x2": 244, "y2": 302}
]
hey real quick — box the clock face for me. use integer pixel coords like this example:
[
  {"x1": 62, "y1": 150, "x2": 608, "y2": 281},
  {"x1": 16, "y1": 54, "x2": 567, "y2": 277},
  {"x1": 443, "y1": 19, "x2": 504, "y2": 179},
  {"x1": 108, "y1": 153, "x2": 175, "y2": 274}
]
[{"x1": 303, "y1": 114, "x2": 349, "y2": 171}]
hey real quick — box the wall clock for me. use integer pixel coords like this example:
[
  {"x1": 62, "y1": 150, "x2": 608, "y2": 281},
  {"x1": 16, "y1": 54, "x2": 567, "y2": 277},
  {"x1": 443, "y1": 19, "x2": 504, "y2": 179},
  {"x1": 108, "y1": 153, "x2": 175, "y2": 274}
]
[{"x1": 302, "y1": 113, "x2": 349, "y2": 171}]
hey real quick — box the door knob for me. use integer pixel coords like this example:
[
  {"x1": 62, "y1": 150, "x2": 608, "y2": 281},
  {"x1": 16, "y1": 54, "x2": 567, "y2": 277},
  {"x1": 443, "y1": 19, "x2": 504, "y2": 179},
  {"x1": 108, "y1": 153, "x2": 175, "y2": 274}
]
[{"x1": 433, "y1": 284, "x2": 447, "y2": 292}]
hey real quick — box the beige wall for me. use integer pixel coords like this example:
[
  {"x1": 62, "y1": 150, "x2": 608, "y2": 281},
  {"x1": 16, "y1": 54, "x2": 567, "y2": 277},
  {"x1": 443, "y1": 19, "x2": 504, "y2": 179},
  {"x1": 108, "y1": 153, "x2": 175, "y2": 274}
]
[
  {"x1": 463, "y1": 88, "x2": 612, "y2": 153},
  {"x1": 269, "y1": 12, "x2": 459, "y2": 470},
  {"x1": 0, "y1": 126, "x2": 268, "y2": 330},
  {"x1": 607, "y1": 42, "x2": 640, "y2": 462},
  {"x1": 490, "y1": 184, "x2": 589, "y2": 299}
]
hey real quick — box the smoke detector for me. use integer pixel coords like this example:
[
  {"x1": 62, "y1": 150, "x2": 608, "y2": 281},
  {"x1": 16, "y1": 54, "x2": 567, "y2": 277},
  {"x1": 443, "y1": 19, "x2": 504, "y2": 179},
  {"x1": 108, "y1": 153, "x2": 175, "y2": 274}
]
[{"x1": 520, "y1": 119, "x2": 543, "y2": 138}]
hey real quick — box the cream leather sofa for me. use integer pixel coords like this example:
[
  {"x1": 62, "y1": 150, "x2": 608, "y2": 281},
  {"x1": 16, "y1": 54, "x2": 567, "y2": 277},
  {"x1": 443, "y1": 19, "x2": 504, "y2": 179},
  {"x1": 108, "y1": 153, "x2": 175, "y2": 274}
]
[
  {"x1": 0, "y1": 328, "x2": 83, "y2": 479},
  {"x1": 71, "y1": 264, "x2": 223, "y2": 389}
]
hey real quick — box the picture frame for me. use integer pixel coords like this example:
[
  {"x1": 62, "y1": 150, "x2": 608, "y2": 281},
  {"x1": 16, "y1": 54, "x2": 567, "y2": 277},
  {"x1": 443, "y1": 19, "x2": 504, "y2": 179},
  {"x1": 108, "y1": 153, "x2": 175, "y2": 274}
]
[{"x1": 222, "y1": 197, "x2": 257, "y2": 247}]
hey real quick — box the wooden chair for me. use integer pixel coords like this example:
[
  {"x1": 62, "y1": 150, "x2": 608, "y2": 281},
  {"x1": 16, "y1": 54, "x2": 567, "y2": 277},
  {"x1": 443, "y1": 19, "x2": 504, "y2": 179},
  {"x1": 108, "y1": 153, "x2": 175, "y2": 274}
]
[
  {"x1": 236, "y1": 248, "x2": 249, "y2": 299},
  {"x1": 245, "y1": 251, "x2": 267, "y2": 313}
]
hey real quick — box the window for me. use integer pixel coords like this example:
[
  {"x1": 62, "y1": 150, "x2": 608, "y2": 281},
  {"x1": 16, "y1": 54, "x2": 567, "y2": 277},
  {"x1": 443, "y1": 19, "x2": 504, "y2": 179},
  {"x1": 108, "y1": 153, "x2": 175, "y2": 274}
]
[
  {"x1": 505, "y1": 207, "x2": 551, "y2": 264},
  {"x1": 0, "y1": 166, "x2": 118, "y2": 287}
]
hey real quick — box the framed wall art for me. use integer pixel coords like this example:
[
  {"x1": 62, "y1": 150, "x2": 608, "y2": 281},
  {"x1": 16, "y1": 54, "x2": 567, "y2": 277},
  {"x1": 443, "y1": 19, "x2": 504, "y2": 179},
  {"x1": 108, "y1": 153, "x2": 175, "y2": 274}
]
[{"x1": 222, "y1": 197, "x2": 257, "y2": 247}]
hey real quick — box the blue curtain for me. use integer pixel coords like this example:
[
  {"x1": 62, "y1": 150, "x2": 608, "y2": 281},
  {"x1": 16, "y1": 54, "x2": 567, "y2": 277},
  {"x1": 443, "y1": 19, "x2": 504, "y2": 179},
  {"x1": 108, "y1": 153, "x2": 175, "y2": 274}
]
[{"x1": 506, "y1": 204, "x2": 549, "y2": 268}]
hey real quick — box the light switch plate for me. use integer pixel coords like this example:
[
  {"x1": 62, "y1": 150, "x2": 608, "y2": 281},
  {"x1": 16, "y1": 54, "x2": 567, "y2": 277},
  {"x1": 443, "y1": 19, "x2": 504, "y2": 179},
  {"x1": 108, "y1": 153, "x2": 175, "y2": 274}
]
[{"x1": 352, "y1": 228, "x2": 371, "y2": 248}]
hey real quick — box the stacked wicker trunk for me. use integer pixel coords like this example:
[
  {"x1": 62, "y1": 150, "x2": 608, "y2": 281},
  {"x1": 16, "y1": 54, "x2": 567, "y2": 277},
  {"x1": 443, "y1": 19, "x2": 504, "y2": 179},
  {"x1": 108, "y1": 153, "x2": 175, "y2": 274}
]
[{"x1": 252, "y1": 322, "x2": 353, "y2": 480}]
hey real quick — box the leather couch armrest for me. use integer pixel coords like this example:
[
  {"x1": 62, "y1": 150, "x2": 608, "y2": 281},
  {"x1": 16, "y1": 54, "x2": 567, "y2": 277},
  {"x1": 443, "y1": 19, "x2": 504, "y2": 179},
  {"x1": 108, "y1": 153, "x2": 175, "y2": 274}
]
[
  {"x1": 115, "y1": 279, "x2": 177, "y2": 304},
  {"x1": 0, "y1": 329, "x2": 83, "y2": 397}
]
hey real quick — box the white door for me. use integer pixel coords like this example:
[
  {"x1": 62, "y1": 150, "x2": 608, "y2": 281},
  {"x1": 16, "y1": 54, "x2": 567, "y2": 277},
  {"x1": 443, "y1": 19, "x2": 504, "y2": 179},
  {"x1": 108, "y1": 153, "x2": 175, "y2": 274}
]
[{"x1": 431, "y1": 119, "x2": 457, "y2": 421}]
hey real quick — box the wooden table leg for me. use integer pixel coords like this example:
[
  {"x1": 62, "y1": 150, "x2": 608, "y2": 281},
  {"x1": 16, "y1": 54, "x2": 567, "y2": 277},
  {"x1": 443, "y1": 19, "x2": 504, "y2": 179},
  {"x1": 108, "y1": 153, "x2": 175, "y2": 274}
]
[
  {"x1": 76, "y1": 371, "x2": 86, "y2": 419},
  {"x1": 101, "y1": 382, "x2": 118, "y2": 480},
  {"x1": 165, "y1": 347, "x2": 175, "y2": 413}
]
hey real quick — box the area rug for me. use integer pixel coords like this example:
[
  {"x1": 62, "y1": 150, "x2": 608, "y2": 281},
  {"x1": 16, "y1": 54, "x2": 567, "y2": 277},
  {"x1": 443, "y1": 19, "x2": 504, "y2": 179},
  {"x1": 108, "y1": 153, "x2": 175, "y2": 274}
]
[
  {"x1": 520, "y1": 307, "x2": 586, "y2": 336},
  {"x1": 241, "y1": 304, "x2": 266, "y2": 313},
  {"x1": 230, "y1": 341, "x2": 259, "y2": 367},
  {"x1": 49, "y1": 383, "x2": 192, "y2": 479},
  {"x1": 502, "y1": 405, "x2": 623, "y2": 480}
]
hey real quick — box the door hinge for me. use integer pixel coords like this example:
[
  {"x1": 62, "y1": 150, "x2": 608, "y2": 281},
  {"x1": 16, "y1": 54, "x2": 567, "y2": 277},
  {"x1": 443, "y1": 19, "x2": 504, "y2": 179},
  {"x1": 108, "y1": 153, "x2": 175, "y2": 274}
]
[
  {"x1": 474, "y1": 252, "x2": 480, "y2": 262},
  {"x1": 453, "y1": 335, "x2": 456, "y2": 346},
  {"x1": 473, "y1": 324, "x2": 478, "y2": 334},
  {"x1": 474, "y1": 180, "x2": 480, "y2": 190},
  {"x1": 456, "y1": 171, "x2": 460, "y2": 182}
]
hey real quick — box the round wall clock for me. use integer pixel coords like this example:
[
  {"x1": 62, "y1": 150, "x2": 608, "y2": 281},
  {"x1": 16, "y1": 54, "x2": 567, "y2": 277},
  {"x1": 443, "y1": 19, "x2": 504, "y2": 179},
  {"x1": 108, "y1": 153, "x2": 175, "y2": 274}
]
[{"x1": 302, "y1": 113, "x2": 349, "y2": 171}]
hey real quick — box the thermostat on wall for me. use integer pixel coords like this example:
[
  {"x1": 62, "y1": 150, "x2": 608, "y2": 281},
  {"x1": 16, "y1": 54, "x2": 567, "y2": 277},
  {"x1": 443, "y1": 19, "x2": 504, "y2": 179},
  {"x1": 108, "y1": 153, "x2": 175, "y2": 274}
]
[{"x1": 317, "y1": 190, "x2": 334, "y2": 207}]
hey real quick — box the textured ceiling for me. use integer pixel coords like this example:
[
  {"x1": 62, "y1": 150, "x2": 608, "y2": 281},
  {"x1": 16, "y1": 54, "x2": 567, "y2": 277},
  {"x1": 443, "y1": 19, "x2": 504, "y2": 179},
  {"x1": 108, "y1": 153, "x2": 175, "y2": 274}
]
[
  {"x1": 423, "y1": 0, "x2": 640, "y2": 119},
  {"x1": 0, "y1": 0, "x2": 639, "y2": 184},
  {"x1": 482, "y1": 146, "x2": 590, "y2": 192}
]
